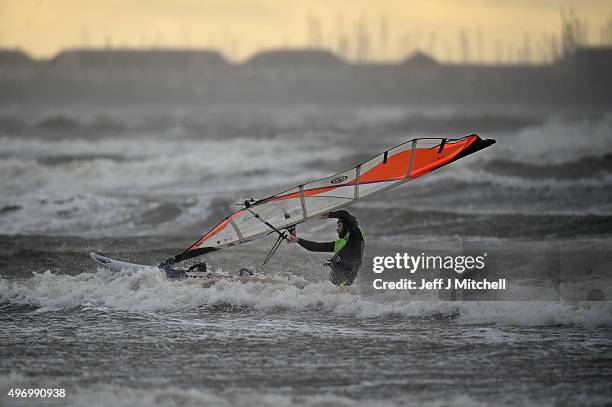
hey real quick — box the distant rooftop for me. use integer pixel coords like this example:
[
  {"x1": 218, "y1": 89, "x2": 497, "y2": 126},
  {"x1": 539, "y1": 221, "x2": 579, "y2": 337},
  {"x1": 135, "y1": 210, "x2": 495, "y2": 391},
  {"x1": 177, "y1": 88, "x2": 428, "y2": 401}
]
[
  {"x1": 51, "y1": 48, "x2": 229, "y2": 67},
  {"x1": 572, "y1": 46, "x2": 612, "y2": 64},
  {"x1": 244, "y1": 48, "x2": 346, "y2": 69},
  {"x1": 403, "y1": 51, "x2": 439, "y2": 66},
  {"x1": 574, "y1": 46, "x2": 612, "y2": 57},
  {"x1": 0, "y1": 49, "x2": 32, "y2": 64}
]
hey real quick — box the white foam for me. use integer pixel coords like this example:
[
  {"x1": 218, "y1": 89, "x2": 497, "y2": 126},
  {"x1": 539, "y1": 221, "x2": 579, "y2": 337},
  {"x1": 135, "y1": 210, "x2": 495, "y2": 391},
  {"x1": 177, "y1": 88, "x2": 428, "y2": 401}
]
[
  {"x1": 457, "y1": 301, "x2": 612, "y2": 328},
  {"x1": 1, "y1": 271, "x2": 610, "y2": 327},
  {"x1": 508, "y1": 113, "x2": 612, "y2": 165},
  {"x1": 0, "y1": 192, "x2": 137, "y2": 236},
  {"x1": 457, "y1": 327, "x2": 531, "y2": 343},
  {"x1": 0, "y1": 136, "x2": 342, "y2": 196}
]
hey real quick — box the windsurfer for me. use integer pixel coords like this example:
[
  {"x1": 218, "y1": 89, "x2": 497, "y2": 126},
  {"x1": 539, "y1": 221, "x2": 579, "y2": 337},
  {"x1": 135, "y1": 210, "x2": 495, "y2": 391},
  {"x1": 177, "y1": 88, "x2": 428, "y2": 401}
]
[{"x1": 288, "y1": 210, "x2": 365, "y2": 286}]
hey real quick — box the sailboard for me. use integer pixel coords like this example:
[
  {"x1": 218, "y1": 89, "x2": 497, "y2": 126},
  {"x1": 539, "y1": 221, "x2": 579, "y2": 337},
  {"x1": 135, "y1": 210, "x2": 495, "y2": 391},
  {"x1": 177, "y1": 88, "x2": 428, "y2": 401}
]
[
  {"x1": 167, "y1": 134, "x2": 495, "y2": 264},
  {"x1": 89, "y1": 252, "x2": 255, "y2": 283}
]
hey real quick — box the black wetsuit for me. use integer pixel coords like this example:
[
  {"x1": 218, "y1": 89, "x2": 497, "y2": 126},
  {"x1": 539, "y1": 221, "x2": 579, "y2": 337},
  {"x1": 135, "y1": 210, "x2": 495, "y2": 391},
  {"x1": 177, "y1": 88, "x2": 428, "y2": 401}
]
[
  {"x1": 159, "y1": 263, "x2": 189, "y2": 279},
  {"x1": 297, "y1": 210, "x2": 365, "y2": 286},
  {"x1": 159, "y1": 262, "x2": 208, "y2": 280}
]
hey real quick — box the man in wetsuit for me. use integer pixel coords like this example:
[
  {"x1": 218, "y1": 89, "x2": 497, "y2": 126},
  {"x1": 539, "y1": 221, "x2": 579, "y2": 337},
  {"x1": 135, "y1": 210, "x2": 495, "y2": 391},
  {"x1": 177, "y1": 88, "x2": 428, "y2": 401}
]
[{"x1": 287, "y1": 210, "x2": 364, "y2": 286}]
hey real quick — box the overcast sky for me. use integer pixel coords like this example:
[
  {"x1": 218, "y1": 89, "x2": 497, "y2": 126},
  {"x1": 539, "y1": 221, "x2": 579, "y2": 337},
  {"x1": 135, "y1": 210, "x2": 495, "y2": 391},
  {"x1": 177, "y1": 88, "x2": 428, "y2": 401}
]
[{"x1": 1, "y1": 0, "x2": 611, "y2": 62}]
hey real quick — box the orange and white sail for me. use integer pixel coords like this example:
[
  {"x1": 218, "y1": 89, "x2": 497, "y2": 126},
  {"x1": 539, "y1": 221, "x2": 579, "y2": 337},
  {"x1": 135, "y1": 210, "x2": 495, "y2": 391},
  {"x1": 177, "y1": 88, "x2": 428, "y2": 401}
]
[{"x1": 176, "y1": 134, "x2": 495, "y2": 261}]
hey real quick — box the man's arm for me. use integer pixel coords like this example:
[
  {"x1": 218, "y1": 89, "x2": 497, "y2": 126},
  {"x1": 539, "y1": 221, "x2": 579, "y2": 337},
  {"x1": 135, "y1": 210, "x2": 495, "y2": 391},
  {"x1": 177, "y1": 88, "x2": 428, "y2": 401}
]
[
  {"x1": 297, "y1": 238, "x2": 335, "y2": 252},
  {"x1": 287, "y1": 235, "x2": 335, "y2": 252}
]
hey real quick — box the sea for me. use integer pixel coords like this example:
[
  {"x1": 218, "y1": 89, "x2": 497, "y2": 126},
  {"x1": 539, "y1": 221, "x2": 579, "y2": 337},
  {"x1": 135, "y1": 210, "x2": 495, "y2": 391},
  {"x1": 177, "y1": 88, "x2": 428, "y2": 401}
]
[{"x1": 1, "y1": 103, "x2": 611, "y2": 406}]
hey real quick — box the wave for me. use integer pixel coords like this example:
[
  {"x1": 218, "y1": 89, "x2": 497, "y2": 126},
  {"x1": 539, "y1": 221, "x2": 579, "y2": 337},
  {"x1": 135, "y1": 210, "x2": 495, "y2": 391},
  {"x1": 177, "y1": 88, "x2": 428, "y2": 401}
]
[
  {"x1": 34, "y1": 114, "x2": 124, "y2": 133},
  {"x1": 0, "y1": 113, "x2": 219, "y2": 139},
  {"x1": 503, "y1": 112, "x2": 612, "y2": 165},
  {"x1": 2, "y1": 174, "x2": 610, "y2": 238},
  {"x1": 0, "y1": 372, "x2": 501, "y2": 407},
  {"x1": 482, "y1": 154, "x2": 612, "y2": 180},
  {"x1": 0, "y1": 192, "x2": 137, "y2": 236},
  {"x1": 0, "y1": 112, "x2": 231, "y2": 140},
  {"x1": 0, "y1": 108, "x2": 348, "y2": 141},
  {"x1": 0, "y1": 136, "x2": 340, "y2": 195},
  {"x1": 1, "y1": 270, "x2": 609, "y2": 327},
  {"x1": 0, "y1": 105, "x2": 542, "y2": 138},
  {"x1": 2, "y1": 198, "x2": 609, "y2": 241},
  {"x1": 384, "y1": 161, "x2": 612, "y2": 218},
  {"x1": 383, "y1": 113, "x2": 541, "y2": 135},
  {"x1": 0, "y1": 114, "x2": 124, "y2": 136}
]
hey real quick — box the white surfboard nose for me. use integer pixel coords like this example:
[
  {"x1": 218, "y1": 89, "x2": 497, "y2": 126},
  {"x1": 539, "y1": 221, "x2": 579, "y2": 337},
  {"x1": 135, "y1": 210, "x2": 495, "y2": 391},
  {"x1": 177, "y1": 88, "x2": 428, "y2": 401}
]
[{"x1": 90, "y1": 252, "x2": 111, "y2": 264}]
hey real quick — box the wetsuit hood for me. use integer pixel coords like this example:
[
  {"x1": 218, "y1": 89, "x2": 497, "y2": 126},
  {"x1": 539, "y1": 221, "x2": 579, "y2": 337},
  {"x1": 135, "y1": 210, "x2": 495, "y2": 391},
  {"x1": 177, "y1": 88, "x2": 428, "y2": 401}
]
[{"x1": 336, "y1": 213, "x2": 358, "y2": 238}]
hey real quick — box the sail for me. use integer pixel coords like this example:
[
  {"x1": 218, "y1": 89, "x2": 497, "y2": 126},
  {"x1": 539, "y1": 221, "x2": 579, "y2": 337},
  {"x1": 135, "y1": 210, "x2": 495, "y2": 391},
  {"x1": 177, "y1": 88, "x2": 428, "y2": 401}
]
[{"x1": 176, "y1": 134, "x2": 494, "y2": 260}]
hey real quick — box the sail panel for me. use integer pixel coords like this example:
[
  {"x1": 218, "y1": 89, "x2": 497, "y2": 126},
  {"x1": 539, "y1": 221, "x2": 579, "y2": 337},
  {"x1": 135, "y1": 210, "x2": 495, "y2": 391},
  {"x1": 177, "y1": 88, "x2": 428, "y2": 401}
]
[
  {"x1": 356, "y1": 141, "x2": 414, "y2": 198},
  {"x1": 410, "y1": 137, "x2": 474, "y2": 178}
]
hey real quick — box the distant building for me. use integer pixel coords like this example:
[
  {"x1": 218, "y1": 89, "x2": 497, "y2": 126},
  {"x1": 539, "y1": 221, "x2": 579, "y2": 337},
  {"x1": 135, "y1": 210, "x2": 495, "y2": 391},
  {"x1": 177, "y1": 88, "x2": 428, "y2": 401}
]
[
  {"x1": 572, "y1": 46, "x2": 612, "y2": 77},
  {"x1": 244, "y1": 49, "x2": 345, "y2": 70},
  {"x1": 402, "y1": 51, "x2": 439, "y2": 67},
  {"x1": 0, "y1": 49, "x2": 32, "y2": 65},
  {"x1": 51, "y1": 49, "x2": 229, "y2": 70},
  {"x1": 0, "y1": 46, "x2": 609, "y2": 105}
]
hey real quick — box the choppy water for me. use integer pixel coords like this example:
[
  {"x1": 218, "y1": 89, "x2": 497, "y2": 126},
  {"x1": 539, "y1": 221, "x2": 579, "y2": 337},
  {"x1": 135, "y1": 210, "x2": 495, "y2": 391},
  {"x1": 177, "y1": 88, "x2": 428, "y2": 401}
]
[{"x1": 1, "y1": 104, "x2": 611, "y2": 406}]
